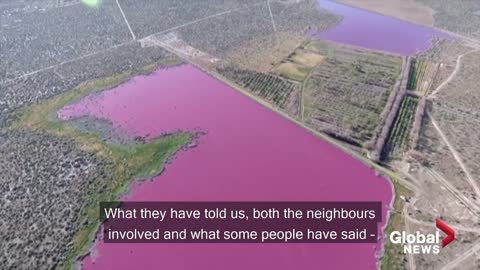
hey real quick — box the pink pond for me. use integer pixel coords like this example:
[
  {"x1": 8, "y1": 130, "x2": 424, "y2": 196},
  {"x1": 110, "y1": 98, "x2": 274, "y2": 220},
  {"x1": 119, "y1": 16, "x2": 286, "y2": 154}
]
[
  {"x1": 310, "y1": 0, "x2": 453, "y2": 55},
  {"x1": 58, "y1": 65, "x2": 393, "y2": 270}
]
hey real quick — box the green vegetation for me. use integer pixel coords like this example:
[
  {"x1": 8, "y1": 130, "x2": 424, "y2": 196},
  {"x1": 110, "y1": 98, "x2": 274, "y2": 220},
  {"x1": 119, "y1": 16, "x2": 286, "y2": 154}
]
[
  {"x1": 216, "y1": 66, "x2": 300, "y2": 110},
  {"x1": 382, "y1": 96, "x2": 418, "y2": 160},
  {"x1": 407, "y1": 58, "x2": 417, "y2": 90},
  {"x1": 303, "y1": 40, "x2": 402, "y2": 145},
  {"x1": 406, "y1": 56, "x2": 441, "y2": 96},
  {"x1": 407, "y1": 58, "x2": 428, "y2": 90},
  {"x1": 407, "y1": 57, "x2": 437, "y2": 94},
  {"x1": 274, "y1": 62, "x2": 311, "y2": 81},
  {"x1": 81, "y1": 0, "x2": 99, "y2": 8},
  {"x1": 8, "y1": 61, "x2": 191, "y2": 270},
  {"x1": 304, "y1": 39, "x2": 335, "y2": 54},
  {"x1": 380, "y1": 180, "x2": 412, "y2": 270},
  {"x1": 273, "y1": 49, "x2": 325, "y2": 82}
]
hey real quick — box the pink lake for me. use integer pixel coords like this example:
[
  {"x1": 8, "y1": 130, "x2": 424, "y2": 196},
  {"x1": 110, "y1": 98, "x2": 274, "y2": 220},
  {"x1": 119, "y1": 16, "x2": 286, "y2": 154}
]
[
  {"x1": 58, "y1": 65, "x2": 393, "y2": 270},
  {"x1": 310, "y1": 0, "x2": 453, "y2": 55}
]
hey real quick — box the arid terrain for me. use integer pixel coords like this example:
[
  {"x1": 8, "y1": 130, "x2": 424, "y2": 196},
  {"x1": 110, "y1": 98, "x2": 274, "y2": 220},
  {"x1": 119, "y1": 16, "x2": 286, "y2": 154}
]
[
  {"x1": 393, "y1": 39, "x2": 480, "y2": 269},
  {"x1": 0, "y1": 130, "x2": 107, "y2": 269}
]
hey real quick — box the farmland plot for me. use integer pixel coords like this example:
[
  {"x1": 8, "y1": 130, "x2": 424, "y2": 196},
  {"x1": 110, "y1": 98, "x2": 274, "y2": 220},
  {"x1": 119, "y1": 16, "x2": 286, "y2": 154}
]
[
  {"x1": 273, "y1": 47, "x2": 325, "y2": 82},
  {"x1": 381, "y1": 96, "x2": 418, "y2": 160},
  {"x1": 417, "y1": 39, "x2": 471, "y2": 94},
  {"x1": 303, "y1": 41, "x2": 402, "y2": 145},
  {"x1": 217, "y1": 66, "x2": 301, "y2": 117},
  {"x1": 406, "y1": 58, "x2": 439, "y2": 96}
]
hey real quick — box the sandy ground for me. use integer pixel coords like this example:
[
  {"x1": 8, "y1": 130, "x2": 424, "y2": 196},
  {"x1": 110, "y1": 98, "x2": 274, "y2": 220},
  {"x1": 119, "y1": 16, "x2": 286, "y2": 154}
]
[{"x1": 337, "y1": 0, "x2": 435, "y2": 27}]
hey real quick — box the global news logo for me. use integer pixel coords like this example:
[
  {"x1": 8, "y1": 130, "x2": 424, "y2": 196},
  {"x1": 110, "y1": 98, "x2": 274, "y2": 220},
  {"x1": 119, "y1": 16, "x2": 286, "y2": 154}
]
[{"x1": 389, "y1": 219, "x2": 455, "y2": 254}]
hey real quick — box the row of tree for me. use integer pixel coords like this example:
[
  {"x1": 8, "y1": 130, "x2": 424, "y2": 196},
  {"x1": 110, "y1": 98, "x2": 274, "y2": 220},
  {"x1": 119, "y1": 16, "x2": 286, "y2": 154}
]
[
  {"x1": 367, "y1": 57, "x2": 411, "y2": 162},
  {"x1": 409, "y1": 97, "x2": 427, "y2": 150}
]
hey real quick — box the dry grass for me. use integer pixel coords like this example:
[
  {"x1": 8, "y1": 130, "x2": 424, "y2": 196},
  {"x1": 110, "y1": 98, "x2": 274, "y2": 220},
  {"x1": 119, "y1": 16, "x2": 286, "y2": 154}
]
[
  {"x1": 291, "y1": 51, "x2": 324, "y2": 67},
  {"x1": 227, "y1": 32, "x2": 307, "y2": 72},
  {"x1": 415, "y1": 104, "x2": 479, "y2": 205},
  {"x1": 302, "y1": 40, "x2": 402, "y2": 145},
  {"x1": 428, "y1": 103, "x2": 480, "y2": 200},
  {"x1": 274, "y1": 62, "x2": 310, "y2": 81},
  {"x1": 434, "y1": 50, "x2": 480, "y2": 112},
  {"x1": 420, "y1": 39, "x2": 472, "y2": 65},
  {"x1": 272, "y1": 43, "x2": 325, "y2": 82}
]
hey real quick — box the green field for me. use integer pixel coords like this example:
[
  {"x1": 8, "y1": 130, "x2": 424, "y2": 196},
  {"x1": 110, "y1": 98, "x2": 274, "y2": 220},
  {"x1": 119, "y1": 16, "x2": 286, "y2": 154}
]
[
  {"x1": 303, "y1": 41, "x2": 402, "y2": 145},
  {"x1": 406, "y1": 57, "x2": 438, "y2": 95},
  {"x1": 216, "y1": 66, "x2": 300, "y2": 111},
  {"x1": 381, "y1": 96, "x2": 418, "y2": 160}
]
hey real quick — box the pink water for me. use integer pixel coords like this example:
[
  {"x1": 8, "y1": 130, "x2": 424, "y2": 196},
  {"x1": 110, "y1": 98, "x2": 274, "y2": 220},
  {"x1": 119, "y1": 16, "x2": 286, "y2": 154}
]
[
  {"x1": 59, "y1": 65, "x2": 393, "y2": 270},
  {"x1": 310, "y1": 0, "x2": 453, "y2": 55}
]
